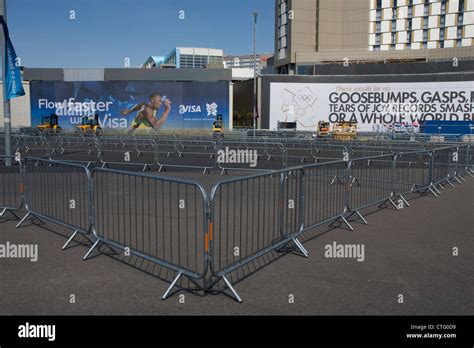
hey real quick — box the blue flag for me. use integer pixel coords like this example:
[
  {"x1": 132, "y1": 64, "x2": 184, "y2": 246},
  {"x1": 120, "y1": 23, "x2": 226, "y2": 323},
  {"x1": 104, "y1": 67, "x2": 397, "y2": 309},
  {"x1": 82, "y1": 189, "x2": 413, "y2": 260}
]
[{"x1": 0, "y1": 16, "x2": 25, "y2": 100}]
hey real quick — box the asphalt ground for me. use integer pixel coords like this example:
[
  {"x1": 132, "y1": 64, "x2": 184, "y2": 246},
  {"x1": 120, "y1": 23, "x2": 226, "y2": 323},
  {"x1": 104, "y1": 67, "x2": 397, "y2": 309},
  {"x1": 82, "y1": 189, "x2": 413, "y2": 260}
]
[{"x1": 0, "y1": 174, "x2": 472, "y2": 315}]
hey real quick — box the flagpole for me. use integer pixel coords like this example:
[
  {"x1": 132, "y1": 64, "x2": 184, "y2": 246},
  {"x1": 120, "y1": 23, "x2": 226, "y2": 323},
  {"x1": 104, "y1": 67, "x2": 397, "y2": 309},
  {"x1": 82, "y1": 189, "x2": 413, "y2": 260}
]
[{"x1": 1, "y1": 0, "x2": 12, "y2": 166}]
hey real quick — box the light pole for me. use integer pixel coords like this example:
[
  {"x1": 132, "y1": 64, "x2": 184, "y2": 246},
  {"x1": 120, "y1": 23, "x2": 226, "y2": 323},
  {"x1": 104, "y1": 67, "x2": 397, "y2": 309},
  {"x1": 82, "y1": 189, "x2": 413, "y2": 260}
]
[
  {"x1": 0, "y1": 0, "x2": 11, "y2": 166},
  {"x1": 253, "y1": 10, "x2": 258, "y2": 133}
]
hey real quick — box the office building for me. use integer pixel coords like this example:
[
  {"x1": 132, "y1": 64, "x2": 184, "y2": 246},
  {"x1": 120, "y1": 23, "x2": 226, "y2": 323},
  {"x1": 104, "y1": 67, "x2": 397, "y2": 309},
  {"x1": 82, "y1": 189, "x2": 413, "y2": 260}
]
[{"x1": 274, "y1": 0, "x2": 474, "y2": 74}]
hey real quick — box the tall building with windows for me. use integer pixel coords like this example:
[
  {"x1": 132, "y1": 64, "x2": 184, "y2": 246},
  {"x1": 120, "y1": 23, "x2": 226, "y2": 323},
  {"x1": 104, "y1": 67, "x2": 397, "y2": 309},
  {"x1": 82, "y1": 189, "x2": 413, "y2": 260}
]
[
  {"x1": 370, "y1": 0, "x2": 473, "y2": 51},
  {"x1": 274, "y1": 0, "x2": 474, "y2": 74}
]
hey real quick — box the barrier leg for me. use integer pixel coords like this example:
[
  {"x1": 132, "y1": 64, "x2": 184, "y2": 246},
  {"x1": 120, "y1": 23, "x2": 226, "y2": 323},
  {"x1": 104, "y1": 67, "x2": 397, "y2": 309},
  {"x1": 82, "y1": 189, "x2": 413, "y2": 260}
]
[
  {"x1": 398, "y1": 194, "x2": 410, "y2": 208},
  {"x1": 222, "y1": 274, "x2": 242, "y2": 303},
  {"x1": 16, "y1": 211, "x2": 31, "y2": 228},
  {"x1": 428, "y1": 186, "x2": 439, "y2": 198},
  {"x1": 346, "y1": 210, "x2": 368, "y2": 225},
  {"x1": 162, "y1": 271, "x2": 183, "y2": 300},
  {"x1": 378, "y1": 198, "x2": 399, "y2": 210},
  {"x1": 62, "y1": 230, "x2": 79, "y2": 250},
  {"x1": 0, "y1": 208, "x2": 19, "y2": 220},
  {"x1": 292, "y1": 238, "x2": 308, "y2": 258},
  {"x1": 329, "y1": 215, "x2": 354, "y2": 231},
  {"x1": 83, "y1": 239, "x2": 101, "y2": 260},
  {"x1": 445, "y1": 178, "x2": 455, "y2": 187}
]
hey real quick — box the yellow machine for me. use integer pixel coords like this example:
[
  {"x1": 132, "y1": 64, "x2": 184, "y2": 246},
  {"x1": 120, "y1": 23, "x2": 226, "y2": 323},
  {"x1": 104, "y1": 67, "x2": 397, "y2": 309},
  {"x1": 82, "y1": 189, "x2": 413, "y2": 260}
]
[
  {"x1": 36, "y1": 114, "x2": 61, "y2": 134},
  {"x1": 317, "y1": 121, "x2": 331, "y2": 137},
  {"x1": 333, "y1": 121, "x2": 357, "y2": 140},
  {"x1": 212, "y1": 114, "x2": 224, "y2": 134},
  {"x1": 77, "y1": 113, "x2": 102, "y2": 136}
]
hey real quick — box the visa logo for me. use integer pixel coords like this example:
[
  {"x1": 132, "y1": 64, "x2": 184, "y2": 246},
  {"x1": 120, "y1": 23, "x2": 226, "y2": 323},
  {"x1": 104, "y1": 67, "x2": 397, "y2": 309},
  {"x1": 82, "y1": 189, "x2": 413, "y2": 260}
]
[{"x1": 179, "y1": 105, "x2": 202, "y2": 114}]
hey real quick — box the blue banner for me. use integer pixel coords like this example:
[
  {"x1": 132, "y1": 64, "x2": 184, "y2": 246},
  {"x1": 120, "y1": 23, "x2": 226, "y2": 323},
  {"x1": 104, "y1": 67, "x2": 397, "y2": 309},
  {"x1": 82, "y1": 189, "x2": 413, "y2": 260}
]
[
  {"x1": 30, "y1": 81, "x2": 230, "y2": 131},
  {"x1": 0, "y1": 16, "x2": 25, "y2": 100}
]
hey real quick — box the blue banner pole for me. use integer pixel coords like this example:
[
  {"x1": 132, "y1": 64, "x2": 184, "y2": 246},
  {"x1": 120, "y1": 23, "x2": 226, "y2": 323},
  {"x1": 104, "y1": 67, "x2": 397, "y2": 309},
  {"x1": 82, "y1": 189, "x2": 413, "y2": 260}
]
[{"x1": 0, "y1": 0, "x2": 12, "y2": 166}]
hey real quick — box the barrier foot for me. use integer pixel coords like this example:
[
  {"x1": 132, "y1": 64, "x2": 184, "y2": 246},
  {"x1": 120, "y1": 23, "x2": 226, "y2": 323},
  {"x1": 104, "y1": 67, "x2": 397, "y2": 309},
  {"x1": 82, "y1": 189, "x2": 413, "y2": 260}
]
[
  {"x1": 454, "y1": 175, "x2": 463, "y2": 184},
  {"x1": 433, "y1": 185, "x2": 442, "y2": 195},
  {"x1": 329, "y1": 215, "x2": 354, "y2": 231},
  {"x1": 347, "y1": 210, "x2": 368, "y2": 225},
  {"x1": 16, "y1": 211, "x2": 31, "y2": 228},
  {"x1": 379, "y1": 198, "x2": 399, "y2": 211},
  {"x1": 467, "y1": 169, "x2": 474, "y2": 177},
  {"x1": 388, "y1": 198, "x2": 399, "y2": 210},
  {"x1": 161, "y1": 271, "x2": 183, "y2": 300},
  {"x1": 458, "y1": 174, "x2": 467, "y2": 182},
  {"x1": 62, "y1": 230, "x2": 79, "y2": 250},
  {"x1": 202, "y1": 167, "x2": 209, "y2": 175},
  {"x1": 222, "y1": 275, "x2": 242, "y2": 303},
  {"x1": 83, "y1": 240, "x2": 100, "y2": 260},
  {"x1": 398, "y1": 194, "x2": 410, "y2": 208},
  {"x1": 292, "y1": 238, "x2": 308, "y2": 258},
  {"x1": 0, "y1": 208, "x2": 19, "y2": 220},
  {"x1": 428, "y1": 186, "x2": 439, "y2": 198},
  {"x1": 446, "y1": 178, "x2": 455, "y2": 188}
]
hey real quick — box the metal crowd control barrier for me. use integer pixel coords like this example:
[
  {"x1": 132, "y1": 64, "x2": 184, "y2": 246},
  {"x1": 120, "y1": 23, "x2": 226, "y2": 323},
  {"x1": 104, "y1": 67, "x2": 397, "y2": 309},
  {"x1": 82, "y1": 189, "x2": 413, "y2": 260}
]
[
  {"x1": 0, "y1": 155, "x2": 23, "y2": 219},
  {"x1": 89, "y1": 167, "x2": 209, "y2": 299},
  {"x1": 301, "y1": 160, "x2": 350, "y2": 232},
  {"x1": 348, "y1": 154, "x2": 398, "y2": 218},
  {"x1": 209, "y1": 166, "x2": 306, "y2": 302},
  {"x1": 393, "y1": 151, "x2": 431, "y2": 205},
  {"x1": 429, "y1": 146, "x2": 461, "y2": 196},
  {"x1": 17, "y1": 157, "x2": 95, "y2": 250},
  {"x1": 3, "y1": 133, "x2": 472, "y2": 303}
]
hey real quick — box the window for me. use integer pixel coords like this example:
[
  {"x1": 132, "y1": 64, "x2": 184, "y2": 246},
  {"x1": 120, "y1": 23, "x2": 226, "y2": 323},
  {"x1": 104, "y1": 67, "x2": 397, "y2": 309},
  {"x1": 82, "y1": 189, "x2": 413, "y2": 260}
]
[
  {"x1": 441, "y1": 1, "x2": 446, "y2": 13},
  {"x1": 373, "y1": 45, "x2": 381, "y2": 51},
  {"x1": 457, "y1": 26, "x2": 462, "y2": 39},
  {"x1": 376, "y1": 10, "x2": 382, "y2": 21},
  {"x1": 376, "y1": 21, "x2": 381, "y2": 32},
  {"x1": 423, "y1": 17, "x2": 428, "y2": 29},
  {"x1": 392, "y1": 32, "x2": 397, "y2": 43},
  {"x1": 377, "y1": 0, "x2": 382, "y2": 9},
  {"x1": 440, "y1": 27, "x2": 445, "y2": 40},
  {"x1": 440, "y1": 15, "x2": 445, "y2": 27},
  {"x1": 423, "y1": 30, "x2": 428, "y2": 42},
  {"x1": 392, "y1": 20, "x2": 396, "y2": 31},
  {"x1": 375, "y1": 33, "x2": 381, "y2": 45},
  {"x1": 457, "y1": 39, "x2": 462, "y2": 47},
  {"x1": 408, "y1": 6, "x2": 413, "y2": 17}
]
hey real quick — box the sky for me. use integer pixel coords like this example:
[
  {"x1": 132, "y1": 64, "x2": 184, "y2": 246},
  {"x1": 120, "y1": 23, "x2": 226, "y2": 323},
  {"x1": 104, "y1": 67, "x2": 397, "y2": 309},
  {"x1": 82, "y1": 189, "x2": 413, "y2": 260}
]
[{"x1": 6, "y1": 0, "x2": 274, "y2": 68}]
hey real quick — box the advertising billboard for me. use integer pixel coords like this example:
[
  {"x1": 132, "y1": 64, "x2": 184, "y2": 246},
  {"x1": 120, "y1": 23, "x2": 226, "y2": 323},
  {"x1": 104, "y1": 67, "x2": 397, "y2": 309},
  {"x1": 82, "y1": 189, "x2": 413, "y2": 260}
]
[
  {"x1": 269, "y1": 81, "x2": 474, "y2": 132},
  {"x1": 30, "y1": 81, "x2": 229, "y2": 131}
]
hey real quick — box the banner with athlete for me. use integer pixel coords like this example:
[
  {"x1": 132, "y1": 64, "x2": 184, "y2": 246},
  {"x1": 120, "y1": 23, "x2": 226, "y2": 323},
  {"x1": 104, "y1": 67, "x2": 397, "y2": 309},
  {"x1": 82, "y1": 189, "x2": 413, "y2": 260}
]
[{"x1": 30, "y1": 81, "x2": 230, "y2": 131}]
